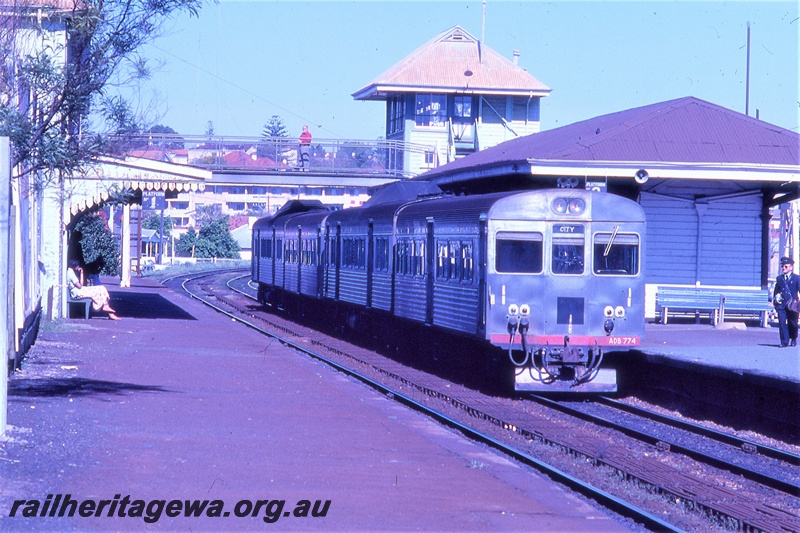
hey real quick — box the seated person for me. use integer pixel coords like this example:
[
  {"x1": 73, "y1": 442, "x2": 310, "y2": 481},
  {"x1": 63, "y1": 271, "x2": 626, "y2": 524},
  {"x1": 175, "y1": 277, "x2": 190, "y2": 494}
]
[{"x1": 67, "y1": 260, "x2": 120, "y2": 320}]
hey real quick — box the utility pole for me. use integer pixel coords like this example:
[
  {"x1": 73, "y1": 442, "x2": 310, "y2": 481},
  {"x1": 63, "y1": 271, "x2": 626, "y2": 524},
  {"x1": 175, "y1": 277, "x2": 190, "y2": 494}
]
[
  {"x1": 1, "y1": 137, "x2": 11, "y2": 437},
  {"x1": 745, "y1": 22, "x2": 751, "y2": 116}
]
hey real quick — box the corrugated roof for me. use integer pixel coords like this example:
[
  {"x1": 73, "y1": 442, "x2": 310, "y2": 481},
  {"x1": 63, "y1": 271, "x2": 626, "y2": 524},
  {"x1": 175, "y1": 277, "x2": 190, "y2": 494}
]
[
  {"x1": 353, "y1": 25, "x2": 550, "y2": 100},
  {"x1": 421, "y1": 96, "x2": 800, "y2": 178}
]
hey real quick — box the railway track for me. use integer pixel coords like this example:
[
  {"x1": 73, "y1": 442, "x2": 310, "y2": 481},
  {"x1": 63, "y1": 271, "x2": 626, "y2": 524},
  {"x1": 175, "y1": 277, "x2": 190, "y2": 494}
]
[{"x1": 169, "y1": 269, "x2": 800, "y2": 533}]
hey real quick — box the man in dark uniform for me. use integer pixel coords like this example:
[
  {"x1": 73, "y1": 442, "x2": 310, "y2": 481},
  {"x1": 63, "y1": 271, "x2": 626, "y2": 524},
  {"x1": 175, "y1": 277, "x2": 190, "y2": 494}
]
[{"x1": 773, "y1": 256, "x2": 799, "y2": 347}]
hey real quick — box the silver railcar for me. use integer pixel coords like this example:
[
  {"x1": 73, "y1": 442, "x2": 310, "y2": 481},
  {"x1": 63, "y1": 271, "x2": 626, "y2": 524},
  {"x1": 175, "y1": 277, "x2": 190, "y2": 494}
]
[{"x1": 252, "y1": 184, "x2": 645, "y2": 392}]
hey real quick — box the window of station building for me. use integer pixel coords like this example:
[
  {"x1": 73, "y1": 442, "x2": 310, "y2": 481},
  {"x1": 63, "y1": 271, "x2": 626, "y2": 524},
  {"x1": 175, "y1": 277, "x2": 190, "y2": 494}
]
[
  {"x1": 342, "y1": 237, "x2": 366, "y2": 270},
  {"x1": 252, "y1": 187, "x2": 266, "y2": 195},
  {"x1": 454, "y1": 96, "x2": 472, "y2": 119},
  {"x1": 415, "y1": 94, "x2": 447, "y2": 127},
  {"x1": 227, "y1": 202, "x2": 245, "y2": 211},
  {"x1": 396, "y1": 239, "x2": 425, "y2": 277},
  {"x1": 495, "y1": 232, "x2": 543, "y2": 274},
  {"x1": 169, "y1": 201, "x2": 189, "y2": 210},
  {"x1": 388, "y1": 96, "x2": 405, "y2": 134},
  {"x1": 374, "y1": 237, "x2": 390, "y2": 272},
  {"x1": 437, "y1": 239, "x2": 474, "y2": 281},
  {"x1": 593, "y1": 232, "x2": 639, "y2": 276},
  {"x1": 552, "y1": 231, "x2": 585, "y2": 275}
]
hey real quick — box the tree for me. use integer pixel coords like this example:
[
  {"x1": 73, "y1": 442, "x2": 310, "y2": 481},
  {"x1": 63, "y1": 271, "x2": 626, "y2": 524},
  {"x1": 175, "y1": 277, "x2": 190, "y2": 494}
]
[
  {"x1": 0, "y1": 0, "x2": 203, "y2": 189},
  {"x1": 175, "y1": 218, "x2": 239, "y2": 259},
  {"x1": 175, "y1": 227, "x2": 198, "y2": 257},
  {"x1": 194, "y1": 204, "x2": 224, "y2": 228},
  {"x1": 259, "y1": 115, "x2": 288, "y2": 162},
  {"x1": 196, "y1": 217, "x2": 239, "y2": 259},
  {"x1": 262, "y1": 115, "x2": 288, "y2": 138},
  {"x1": 142, "y1": 212, "x2": 173, "y2": 240},
  {"x1": 74, "y1": 213, "x2": 120, "y2": 276}
]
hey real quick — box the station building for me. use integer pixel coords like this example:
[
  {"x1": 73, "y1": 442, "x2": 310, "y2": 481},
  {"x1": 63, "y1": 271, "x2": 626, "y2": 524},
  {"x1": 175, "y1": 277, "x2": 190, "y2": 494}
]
[{"x1": 415, "y1": 96, "x2": 800, "y2": 315}]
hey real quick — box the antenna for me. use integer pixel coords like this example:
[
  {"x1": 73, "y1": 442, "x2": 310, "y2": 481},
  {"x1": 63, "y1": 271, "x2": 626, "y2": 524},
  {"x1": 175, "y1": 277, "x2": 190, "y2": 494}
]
[
  {"x1": 745, "y1": 22, "x2": 751, "y2": 116},
  {"x1": 482, "y1": 0, "x2": 486, "y2": 44}
]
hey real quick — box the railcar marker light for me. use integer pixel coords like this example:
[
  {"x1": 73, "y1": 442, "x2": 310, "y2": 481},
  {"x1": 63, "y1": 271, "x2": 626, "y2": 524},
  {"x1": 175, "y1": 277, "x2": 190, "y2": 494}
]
[
  {"x1": 520, "y1": 304, "x2": 530, "y2": 316},
  {"x1": 552, "y1": 198, "x2": 568, "y2": 214},
  {"x1": 603, "y1": 305, "x2": 614, "y2": 317},
  {"x1": 615, "y1": 306, "x2": 625, "y2": 318},
  {"x1": 568, "y1": 198, "x2": 586, "y2": 214}
]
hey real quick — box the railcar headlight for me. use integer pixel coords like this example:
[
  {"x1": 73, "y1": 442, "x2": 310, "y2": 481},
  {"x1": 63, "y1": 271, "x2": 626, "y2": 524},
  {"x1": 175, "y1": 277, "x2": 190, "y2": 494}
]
[
  {"x1": 615, "y1": 306, "x2": 625, "y2": 318},
  {"x1": 552, "y1": 198, "x2": 568, "y2": 214},
  {"x1": 508, "y1": 304, "x2": 519, "y2": 316},
  {"x1": 604, "y1": 319, "x2": 615, "y2": 334},
  {"x1": 568, "y1": 198, "x2": 586, "y2": 214},
  {"x1": 520, "y1": 304, "x2": 530, "y2": 316},
  {"x1": 603, "y1": 305, "x2": 614, "y2": 317}
]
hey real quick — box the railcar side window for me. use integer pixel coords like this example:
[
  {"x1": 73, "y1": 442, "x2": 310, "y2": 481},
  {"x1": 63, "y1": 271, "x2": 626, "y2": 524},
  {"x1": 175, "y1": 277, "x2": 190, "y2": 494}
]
[
  {"x1": 396, "y1": 238, "x2": 425, "y2": 277},
  {"x1": 375, "y1": 237, "x2": 390, "y2": 272},
  {"x1": 260, "y1": 238, "x2": 272, "y2": 259},
  {"x1": 495, "y1": 232, "x2": 543, "y2": 274},
  {"x1": 276, "y1": 239, "x2": 282, "y2": 261},
  {"x1": 437, "y1": 239, "x2": 474, "y2": 281},
  {"x1": 342, "y1": 238, "x2": 366, "y2": 270},
  {"x1": 552, "y1": 237, "x2": 585, "y2": 274},
  {"x1": 593, "y1": 232, "x2": 639, "y2": 275}
]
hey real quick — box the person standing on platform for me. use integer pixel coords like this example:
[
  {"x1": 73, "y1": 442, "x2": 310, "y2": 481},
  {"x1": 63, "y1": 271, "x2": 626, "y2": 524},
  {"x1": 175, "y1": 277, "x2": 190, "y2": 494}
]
[
  {"x1": 773, "y1": 256, "x2": 799, "y2": 347},
  {"x1": 67, "y1": 260, "x2": 120, "y2": 320},
  {"x1": 298, "y1": 125, "x2": 312, "y2": 169}
]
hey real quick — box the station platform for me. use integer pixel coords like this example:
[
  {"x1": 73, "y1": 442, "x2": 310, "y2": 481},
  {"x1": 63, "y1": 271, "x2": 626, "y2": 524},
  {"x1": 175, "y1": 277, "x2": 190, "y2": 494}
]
[
  {"x1": 1, "y1": 278, "x2": 627, "y2": 531},
  {"x1": 637, "y1": 321, "x2": 799, "y2": 385}
]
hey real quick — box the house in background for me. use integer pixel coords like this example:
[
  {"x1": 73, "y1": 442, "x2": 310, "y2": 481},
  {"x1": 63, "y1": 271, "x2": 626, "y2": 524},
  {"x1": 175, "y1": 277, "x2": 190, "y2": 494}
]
[{"x1": 353, "y1": 25, "x2": 550, "y2": 173}]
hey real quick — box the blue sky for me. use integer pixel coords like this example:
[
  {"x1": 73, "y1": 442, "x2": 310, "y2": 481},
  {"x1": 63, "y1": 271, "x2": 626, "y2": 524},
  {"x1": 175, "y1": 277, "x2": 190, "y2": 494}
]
[{"x1": 133, "y1": 1, "x2": 799, "y2": 140}]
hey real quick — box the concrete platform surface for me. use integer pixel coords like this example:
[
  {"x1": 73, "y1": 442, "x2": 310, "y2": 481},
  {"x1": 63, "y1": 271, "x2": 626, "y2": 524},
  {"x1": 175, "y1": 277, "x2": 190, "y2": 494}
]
[
  {"x1": 637, "y1": 322, "x2": 799, "y2": 384},
  {"x1": 1, "y1": 278, "x2": 626, "y2": 531}
]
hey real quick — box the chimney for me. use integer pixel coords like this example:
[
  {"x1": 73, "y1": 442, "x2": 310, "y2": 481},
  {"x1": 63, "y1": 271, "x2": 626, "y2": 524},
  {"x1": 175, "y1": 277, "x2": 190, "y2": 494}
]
[{"x1": 513, "y1": 50, "x2": 520, "y2": 65}]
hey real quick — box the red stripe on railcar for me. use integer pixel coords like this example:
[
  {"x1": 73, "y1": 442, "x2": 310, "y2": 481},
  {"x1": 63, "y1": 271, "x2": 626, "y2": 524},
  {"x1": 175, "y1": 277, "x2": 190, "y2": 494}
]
[{"x1": 490, "y1": 334, "x2": 640, "y2": 347}]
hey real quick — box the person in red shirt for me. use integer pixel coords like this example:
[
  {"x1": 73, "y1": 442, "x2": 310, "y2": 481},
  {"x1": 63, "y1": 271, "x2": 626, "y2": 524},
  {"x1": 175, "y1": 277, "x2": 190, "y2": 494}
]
[{"x1": 298, "y1": 125, "x2": 312, "y2": 168}]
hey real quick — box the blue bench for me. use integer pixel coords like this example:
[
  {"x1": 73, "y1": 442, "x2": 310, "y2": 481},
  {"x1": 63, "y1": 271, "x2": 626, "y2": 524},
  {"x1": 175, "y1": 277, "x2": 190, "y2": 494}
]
[
  {"x1": 656, "y1": 287, "x2": 772, "y2": 327},
  {"x1": 67, "y1": 296, "x2": 92, "y2": 319}
]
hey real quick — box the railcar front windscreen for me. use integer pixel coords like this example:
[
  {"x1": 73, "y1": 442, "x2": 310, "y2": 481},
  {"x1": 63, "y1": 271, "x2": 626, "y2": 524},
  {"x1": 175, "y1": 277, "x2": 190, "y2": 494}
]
[
  {"x1": 495, "y1": 232, "x2": 543, "y2": 274},
  {"x1": 593, "y1": 233, "x2": 640, "y2": 275}
]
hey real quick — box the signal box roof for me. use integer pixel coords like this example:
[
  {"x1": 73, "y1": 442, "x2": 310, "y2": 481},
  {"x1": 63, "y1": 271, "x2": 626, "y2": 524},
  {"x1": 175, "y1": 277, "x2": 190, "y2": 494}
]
[{"x1": 353, "y1": 25, "x2": 550, "y2": 101}]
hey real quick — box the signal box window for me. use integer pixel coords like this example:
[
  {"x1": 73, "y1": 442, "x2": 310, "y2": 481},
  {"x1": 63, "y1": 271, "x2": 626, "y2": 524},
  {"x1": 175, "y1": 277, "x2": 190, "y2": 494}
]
[
  {"x1": 593, "y1": 232, "x2": 639, "y2": 275},
  {"x1": 415, "y1": 94, "x2": 446, "y2": 127},
  {"x1": 495, "y1": 232, "x2": 543, "y2": 274}
]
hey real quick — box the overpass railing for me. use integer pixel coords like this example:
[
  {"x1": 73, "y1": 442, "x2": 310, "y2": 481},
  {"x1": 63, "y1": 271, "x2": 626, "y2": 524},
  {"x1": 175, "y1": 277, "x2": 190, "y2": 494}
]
[{"x1": 107, "y1": 134, "x2": 434, "y2": 179}]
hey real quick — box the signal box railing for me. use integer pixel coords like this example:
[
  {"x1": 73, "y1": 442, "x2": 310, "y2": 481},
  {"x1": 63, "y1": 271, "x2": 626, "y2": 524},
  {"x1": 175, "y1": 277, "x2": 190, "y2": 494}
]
[{"x1": 107, "y1": 134, "x2": 434, "y2": 179}]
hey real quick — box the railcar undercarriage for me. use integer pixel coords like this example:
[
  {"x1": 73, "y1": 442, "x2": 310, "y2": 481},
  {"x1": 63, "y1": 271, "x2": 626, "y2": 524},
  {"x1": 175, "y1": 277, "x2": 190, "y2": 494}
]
[{"x1": 508, "y1": 334, "x2": 617, "y2": 393}]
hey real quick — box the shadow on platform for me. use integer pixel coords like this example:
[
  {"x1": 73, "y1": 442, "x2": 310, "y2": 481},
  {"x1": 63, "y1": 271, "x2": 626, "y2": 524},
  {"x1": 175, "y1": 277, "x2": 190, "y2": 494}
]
[
  {"x1": 107, "y1": 290, "x2": 196, "y2": 320},
  {"x1": 9, "y1": 377, "x2": 172, "y2": 399}
]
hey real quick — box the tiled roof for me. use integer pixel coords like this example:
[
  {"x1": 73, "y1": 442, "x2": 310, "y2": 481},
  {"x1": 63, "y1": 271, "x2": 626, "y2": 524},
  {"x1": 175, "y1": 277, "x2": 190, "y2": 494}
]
[
  {"x1": 353, "y1": 25, "x2": 550, "y2": 100},
  {"x1": 5, "y1": 0, "x2": 81, "y2": 11},
  {"x1": 421, "y1": 96, "x2": 800, "y2": 178}
]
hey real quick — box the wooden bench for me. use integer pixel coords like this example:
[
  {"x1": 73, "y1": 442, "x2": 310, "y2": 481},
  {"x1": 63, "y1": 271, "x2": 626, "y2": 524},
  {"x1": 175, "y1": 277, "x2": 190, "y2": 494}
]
[
  {"x1": 67, "y1": 296, "x2": 92, "y2": 319},
  {"x1": 656, "y1": 287, "x2": 772, "y2": 327}
]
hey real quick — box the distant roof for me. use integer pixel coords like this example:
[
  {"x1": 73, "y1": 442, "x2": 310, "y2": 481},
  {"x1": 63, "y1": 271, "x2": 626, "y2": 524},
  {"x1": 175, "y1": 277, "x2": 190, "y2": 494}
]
[
  {"x1": 353, "y1": 25, "x2": 550, "y2": 101},
  {"x1": 421, "y1": 96, "x2": 800, "y2": 184},
  {"x1": 3, "y1": 0, "x2": 81, "y2": 12}
]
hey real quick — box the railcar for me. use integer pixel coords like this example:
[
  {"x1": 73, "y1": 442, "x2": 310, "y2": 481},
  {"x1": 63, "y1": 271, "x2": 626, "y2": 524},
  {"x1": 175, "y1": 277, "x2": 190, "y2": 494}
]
[{"x1": 252, "y1": 183, "x2": 645, "y2": 392}]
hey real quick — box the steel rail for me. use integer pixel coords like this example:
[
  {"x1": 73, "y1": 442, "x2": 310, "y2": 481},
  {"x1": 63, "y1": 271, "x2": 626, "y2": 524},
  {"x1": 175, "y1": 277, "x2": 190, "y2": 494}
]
[
  {"x1": 598, "y1": 396, "x2": 800, "y2": 467},
  {"x1": 531, "y1": 395, "x2": 799, "y2": 496},
  {"x1": 177, "y1": 271, "x2": 682, "y2": 533}
]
